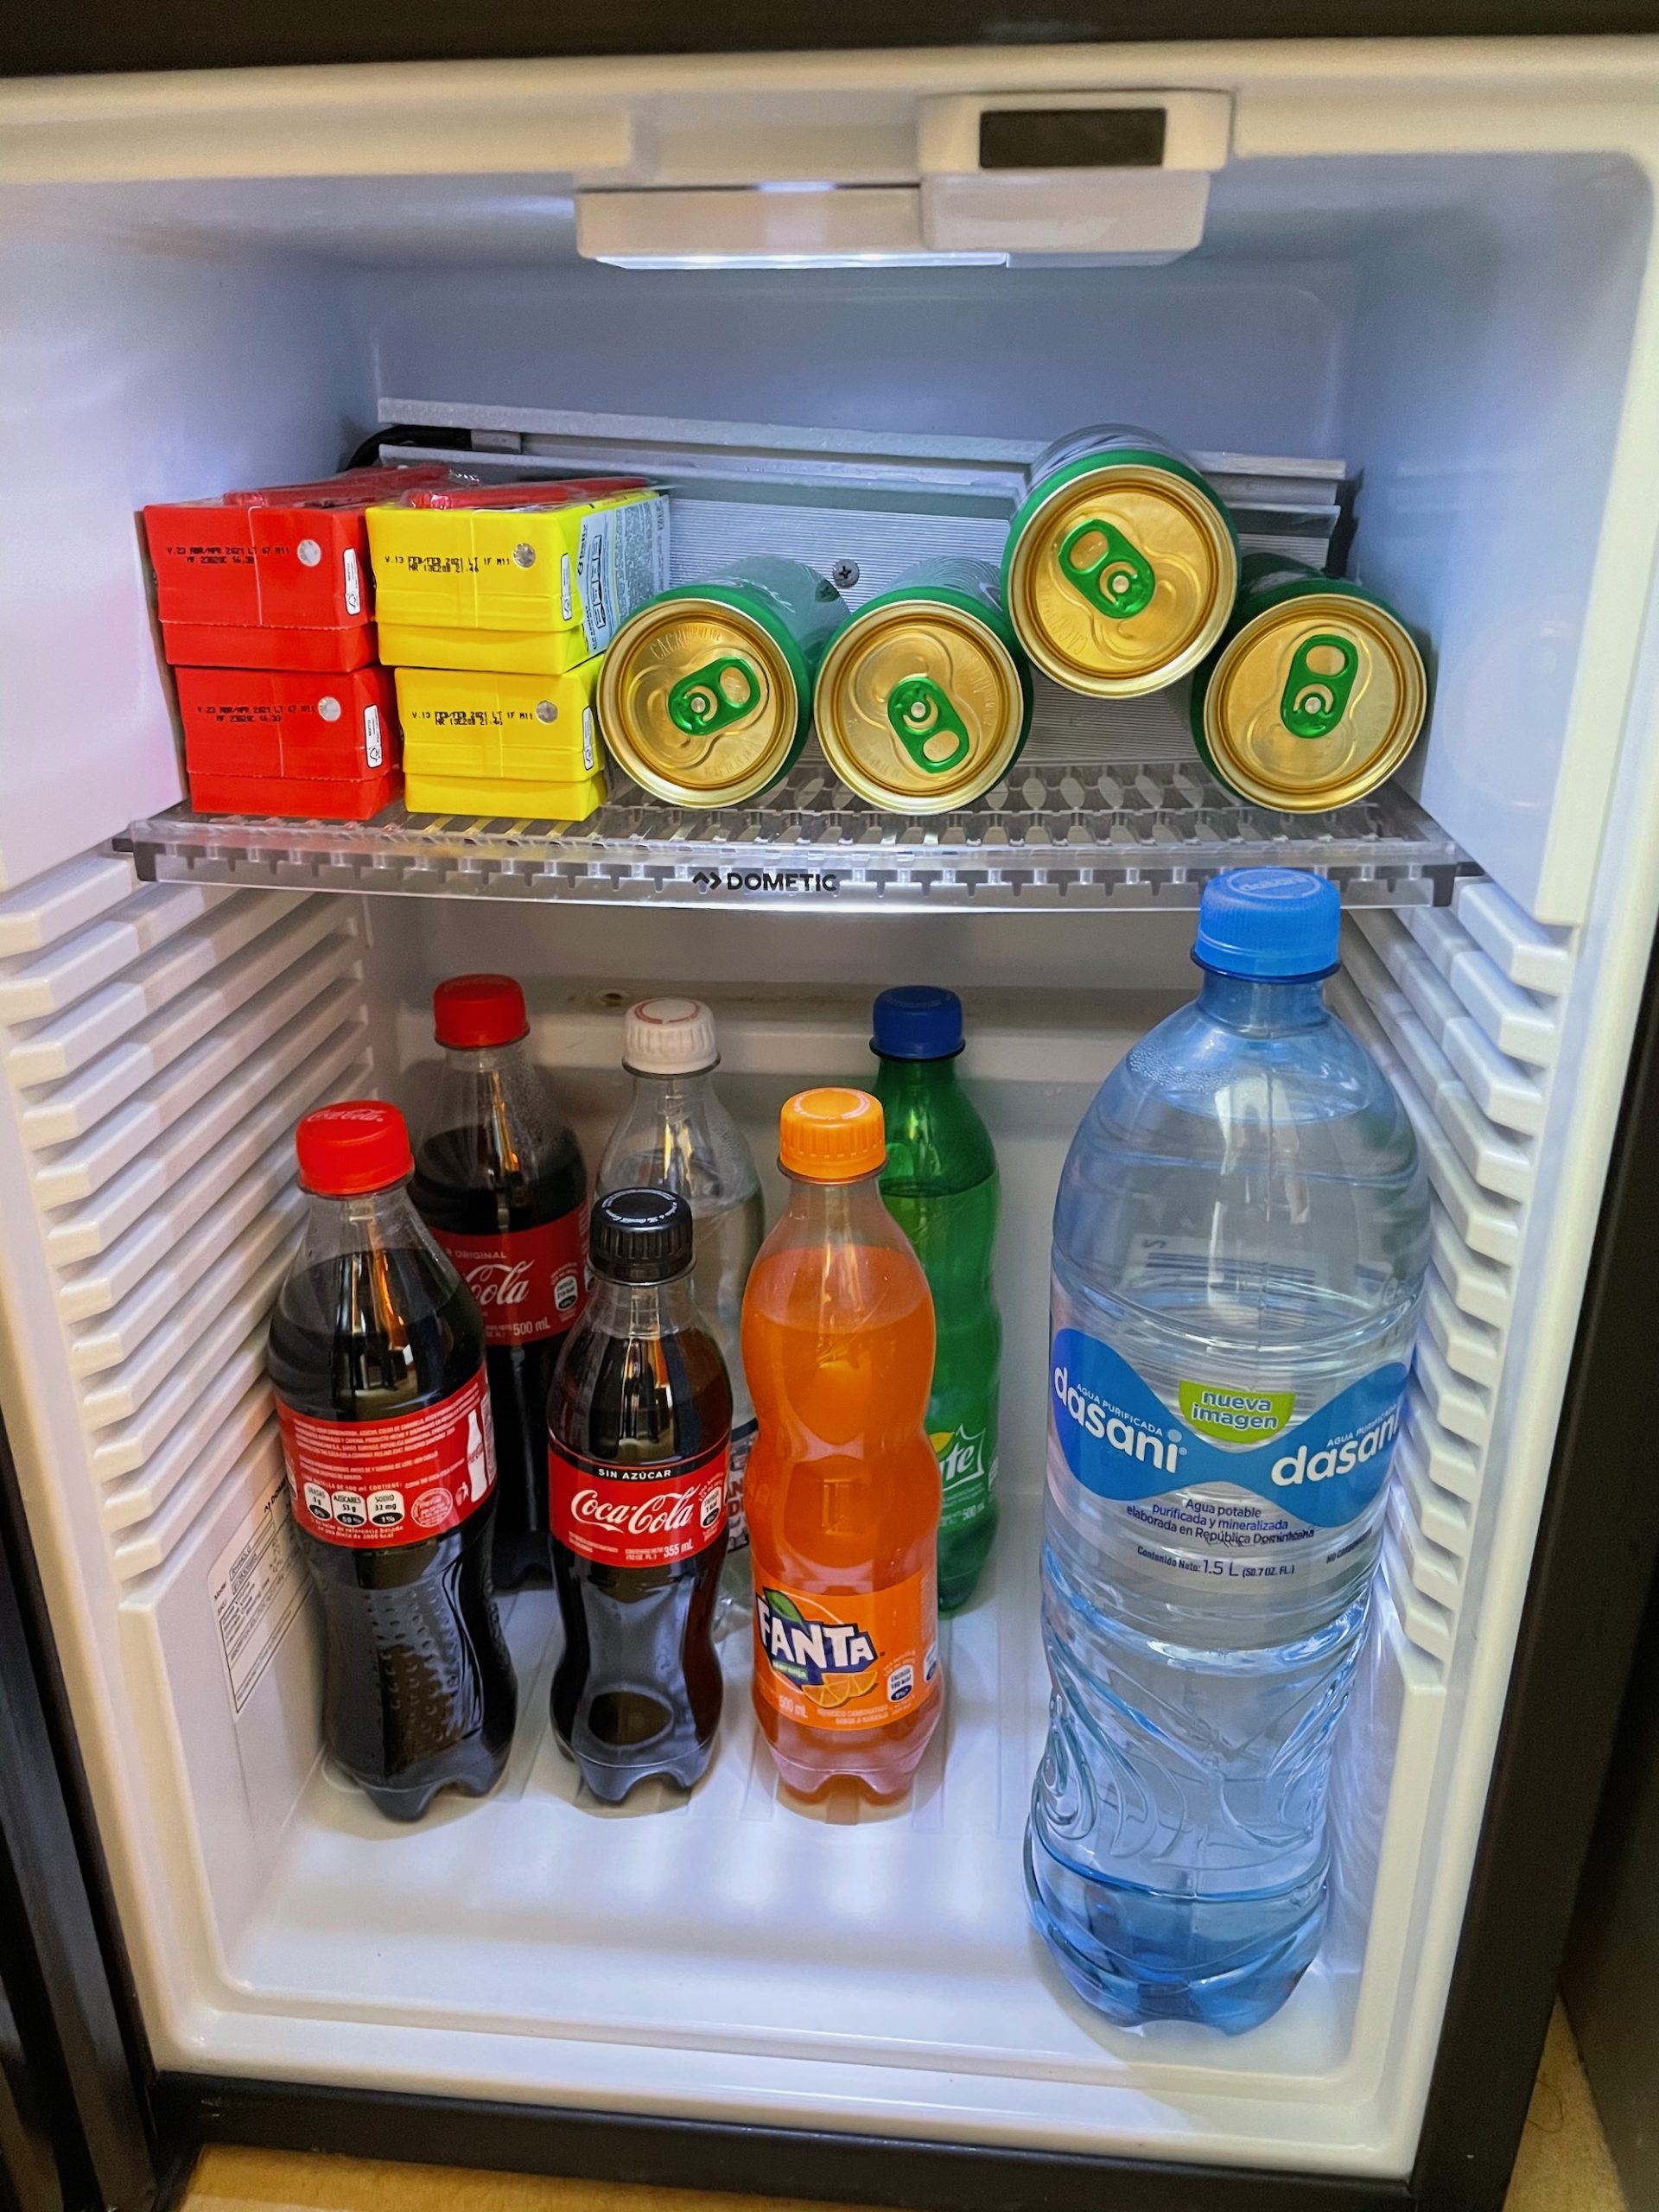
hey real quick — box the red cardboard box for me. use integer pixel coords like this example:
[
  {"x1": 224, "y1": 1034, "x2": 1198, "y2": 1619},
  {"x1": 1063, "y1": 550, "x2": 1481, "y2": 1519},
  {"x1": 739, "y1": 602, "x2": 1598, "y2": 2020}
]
[
  {"x1": 145, "y1": 505, "x2": 373, "y2": 630},
  {"x1": 174, "y1": 665, "x2": 399, "y2": 782},
  {"x1": 222, "y1": 464, "x2": 452, "y2": 510},
  {"x1": 186, "y1": 767, "x2": 402, "y2": 821},
  {"x1": 143, "y1": 464, "x2": 454, "y2": 630},
  {"x1": 161, "y1": 619, "x2": 378, "y2": 673}
]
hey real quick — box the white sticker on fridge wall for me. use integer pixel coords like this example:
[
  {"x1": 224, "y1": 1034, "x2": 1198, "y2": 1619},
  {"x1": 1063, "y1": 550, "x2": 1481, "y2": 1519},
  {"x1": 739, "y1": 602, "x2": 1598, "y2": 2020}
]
[{"x1": 207, "y1": 1469, "x2": 310, "y2": 1715}]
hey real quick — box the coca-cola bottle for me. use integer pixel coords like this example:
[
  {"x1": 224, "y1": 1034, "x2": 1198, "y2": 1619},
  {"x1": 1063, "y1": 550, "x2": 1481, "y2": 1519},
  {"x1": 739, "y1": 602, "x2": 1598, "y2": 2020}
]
[
  {"x1": 548, "y1": 1188, "x2": 732, "y2": 1802},
  {"x1": 410, "y1": 975, "x2": 588, "y2": 1592},
  {"x1": 268, "y1": 1100, "x2": 518, "y2": 1822}
]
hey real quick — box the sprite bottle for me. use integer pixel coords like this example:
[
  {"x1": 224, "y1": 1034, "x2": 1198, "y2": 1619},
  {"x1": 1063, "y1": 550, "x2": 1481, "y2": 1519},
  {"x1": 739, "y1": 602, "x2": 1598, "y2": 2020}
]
[{"x1": 872, "y1": 988, "x2": 1001, "y2": 1612}]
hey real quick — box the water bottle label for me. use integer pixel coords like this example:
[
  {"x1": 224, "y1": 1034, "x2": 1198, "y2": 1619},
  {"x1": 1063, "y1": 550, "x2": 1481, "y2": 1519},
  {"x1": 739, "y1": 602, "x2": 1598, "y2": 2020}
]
[
  {"x1": 753, "y1": 1570, "x2": 940, "y2": 1733},
  {"x1": 276, "y1": 1369, "x2": 498, "y2": 1548},
  {"x1": 1051, "y1": 1328, "x2": 1409, "y2": 1530},
  {"x1": 429, "y1": 1208, "x2": 588, "y2": 1346},
  {"x1": 549, "y1": 1436, "x2": 728, "y2": 1569}
]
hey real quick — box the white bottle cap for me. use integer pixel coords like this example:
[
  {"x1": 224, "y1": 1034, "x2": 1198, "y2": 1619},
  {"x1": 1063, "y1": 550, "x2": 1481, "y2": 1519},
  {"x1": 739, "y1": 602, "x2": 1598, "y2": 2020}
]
[{"x1": 623, "y1": 996, "x2": 719, "y2": 1076}]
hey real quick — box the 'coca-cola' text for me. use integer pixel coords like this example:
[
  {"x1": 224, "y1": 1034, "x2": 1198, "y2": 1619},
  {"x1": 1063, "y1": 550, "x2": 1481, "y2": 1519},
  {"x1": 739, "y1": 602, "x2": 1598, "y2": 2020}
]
[
  {"x1": 432, "y1": 1210, "x2": 588, "y2": 1346},
  {"x1": 550, "y1": 1438, "x2": 728, "y2": 1570}
]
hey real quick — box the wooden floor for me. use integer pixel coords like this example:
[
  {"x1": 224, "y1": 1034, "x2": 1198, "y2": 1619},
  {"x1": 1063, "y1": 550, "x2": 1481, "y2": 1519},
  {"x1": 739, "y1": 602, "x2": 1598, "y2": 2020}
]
[{"x1": 181, "y1": 2004, "x2": 1628, "y2": 2212}]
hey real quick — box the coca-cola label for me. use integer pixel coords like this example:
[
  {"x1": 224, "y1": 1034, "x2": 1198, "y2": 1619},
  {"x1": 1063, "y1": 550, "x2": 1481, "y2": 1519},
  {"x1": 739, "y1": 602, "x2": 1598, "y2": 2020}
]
[
  {"x1": 276, "y1": 1370, "x2": 497, "y2": 1549},
  {"x1": 431, "y1": 1209, "x2": 588, "y2": 1347},
  {"x1": 549, "y1": 1437, "x2": 728, "y2": 1570}
]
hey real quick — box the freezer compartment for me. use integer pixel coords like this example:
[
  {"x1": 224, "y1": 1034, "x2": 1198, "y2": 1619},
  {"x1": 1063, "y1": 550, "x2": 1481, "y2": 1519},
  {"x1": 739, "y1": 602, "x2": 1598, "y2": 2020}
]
[{"x1": 1, "y1": 143, "x2": 1650, "y2": 925}]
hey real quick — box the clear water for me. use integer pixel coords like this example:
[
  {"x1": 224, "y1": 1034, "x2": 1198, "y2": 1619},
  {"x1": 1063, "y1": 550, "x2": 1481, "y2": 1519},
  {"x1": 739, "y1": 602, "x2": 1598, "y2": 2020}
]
[{"x1": 1027, "y1": 969, "x2": 1429, "y2": 2032}]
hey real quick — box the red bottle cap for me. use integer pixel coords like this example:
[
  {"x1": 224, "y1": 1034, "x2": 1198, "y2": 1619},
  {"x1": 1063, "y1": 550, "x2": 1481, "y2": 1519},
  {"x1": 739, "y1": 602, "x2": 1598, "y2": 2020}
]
[
  {"x1": 295, "y1": 1101, "x2": 413, "y2": 1195},
  {"x1": 433, "y1": 974, "x2": 529, "y2": 1049}
]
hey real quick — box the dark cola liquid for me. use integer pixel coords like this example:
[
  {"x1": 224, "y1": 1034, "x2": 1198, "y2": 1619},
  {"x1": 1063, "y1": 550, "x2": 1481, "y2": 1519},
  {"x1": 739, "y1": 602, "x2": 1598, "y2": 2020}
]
[
  {"x1": 549, "y1": 1291, "x2": 730, "y2": 1802},
  {"x1": 269, "y1": 1245, "x2": 518, "y2": 1821},
  {"x1": 411, "y1": 1122, "x2": 586, "y2": 1592}
]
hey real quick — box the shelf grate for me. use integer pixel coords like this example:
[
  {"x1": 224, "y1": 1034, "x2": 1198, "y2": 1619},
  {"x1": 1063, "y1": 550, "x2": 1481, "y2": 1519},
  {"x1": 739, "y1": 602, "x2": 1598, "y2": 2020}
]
[{"x1": 123, "y1": 759, "x2": 1470, "y2": 913}]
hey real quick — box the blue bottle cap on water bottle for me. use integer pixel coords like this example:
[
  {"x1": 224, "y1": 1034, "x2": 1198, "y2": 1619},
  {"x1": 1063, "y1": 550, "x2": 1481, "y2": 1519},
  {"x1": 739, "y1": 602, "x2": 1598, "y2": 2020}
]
[
  {"x1": 871, "y1": 985, "x2": 964, "y2": 1060},
  {"x1": 1192, "y1": 868, "x2": 1341, "y2": 981}
]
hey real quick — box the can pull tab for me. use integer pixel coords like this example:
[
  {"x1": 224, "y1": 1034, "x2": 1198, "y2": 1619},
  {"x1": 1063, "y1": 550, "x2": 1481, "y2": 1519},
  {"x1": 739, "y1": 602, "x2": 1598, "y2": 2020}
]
[
  {"x1": 887, "y1": 676, "x2": 971, "y2": 774},
  {"x1": 1281, "y1": 633, "x2": 1359, "y2": 739},
  {"x1": 668, "y1": 656, "x2": 761, "y2": 737},
  {"x1": 1058, "y1": 518, "x2": 1156, "y2": 621}
]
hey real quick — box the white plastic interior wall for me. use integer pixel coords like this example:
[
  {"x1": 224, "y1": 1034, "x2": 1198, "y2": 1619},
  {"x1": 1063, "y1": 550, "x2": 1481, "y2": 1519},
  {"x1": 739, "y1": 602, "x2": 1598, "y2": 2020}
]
[{"x1": 3, "y1": 44, "x2": 1659, "y2": 2184}]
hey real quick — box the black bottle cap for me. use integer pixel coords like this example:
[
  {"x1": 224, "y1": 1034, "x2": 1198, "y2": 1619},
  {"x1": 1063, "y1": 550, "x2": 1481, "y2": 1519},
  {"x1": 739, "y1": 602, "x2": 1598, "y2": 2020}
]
[{"x1": 590, "y1": 1187, "x2": 694, "y2": 1285}]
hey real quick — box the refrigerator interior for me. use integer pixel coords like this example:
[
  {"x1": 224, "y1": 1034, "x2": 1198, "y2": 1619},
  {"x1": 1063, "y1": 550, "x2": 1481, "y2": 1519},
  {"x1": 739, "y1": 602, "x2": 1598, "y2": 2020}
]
[{"x1": 3, "y1": 56, "x2": 1659, "y2": 2181}]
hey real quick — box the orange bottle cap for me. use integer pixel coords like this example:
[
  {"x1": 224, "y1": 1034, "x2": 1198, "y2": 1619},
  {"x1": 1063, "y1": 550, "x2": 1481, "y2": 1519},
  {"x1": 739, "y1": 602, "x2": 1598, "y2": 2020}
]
[{"x1": 779, "y1": 1088, "x2": 886, "y2": 1181}]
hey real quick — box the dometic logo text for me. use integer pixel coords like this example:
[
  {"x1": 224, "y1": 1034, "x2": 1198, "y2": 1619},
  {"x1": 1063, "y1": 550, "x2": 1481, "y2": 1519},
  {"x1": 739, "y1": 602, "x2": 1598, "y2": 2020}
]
[
  {"x1": 690, "y1": 868, "x2": 840, "y2": 897},
  {"x1": 1270, "y1": 1402, "x2": 1401, "y2": 1489},
  {"x1": 757, "y1": 1591, "x2": 876, "y2": 1686}
]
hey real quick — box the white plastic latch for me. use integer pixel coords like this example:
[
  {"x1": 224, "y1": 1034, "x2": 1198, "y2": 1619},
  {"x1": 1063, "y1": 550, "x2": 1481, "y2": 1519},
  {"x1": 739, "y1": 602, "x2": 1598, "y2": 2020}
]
[{"x1": 917, "y1": 91, "x2": 1233, "y2": 263}]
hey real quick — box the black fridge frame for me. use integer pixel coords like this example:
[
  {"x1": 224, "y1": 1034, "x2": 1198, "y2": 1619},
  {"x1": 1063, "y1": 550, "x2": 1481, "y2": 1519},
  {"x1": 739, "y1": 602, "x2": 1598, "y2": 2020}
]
[
  {"x1": 4, "y1": 17, "x2": 1659, "y2": 2209},
  {"x1": 0, "y1": 885, "x2": 1637, "y2": 2212},
  {"x1": 7, "y1": 0, "x2": 1659, "y2": 76}
]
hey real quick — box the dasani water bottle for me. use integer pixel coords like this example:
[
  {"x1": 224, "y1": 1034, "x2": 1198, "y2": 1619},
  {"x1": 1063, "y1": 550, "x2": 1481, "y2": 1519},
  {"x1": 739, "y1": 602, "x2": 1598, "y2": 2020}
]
[{"x1": 1027, "y1": 868, "x2": 1429, "y2": 2032}]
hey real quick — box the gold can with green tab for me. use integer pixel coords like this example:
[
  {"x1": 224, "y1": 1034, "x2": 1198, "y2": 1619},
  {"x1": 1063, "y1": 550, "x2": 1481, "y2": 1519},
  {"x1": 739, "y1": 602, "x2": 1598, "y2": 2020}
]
[
  {"x1": 814, "y1": 559, "x2": 1033, "y2": 814},
  {"x1": 1003, "y1": 427, "x2": 1238, "y2": 698},
  {"x1": 597, "y1": 557, "x2": 848, "y2": 807},
  {"x1": 1192, "y1": 556, "x2": 1428, "y2": 811}
]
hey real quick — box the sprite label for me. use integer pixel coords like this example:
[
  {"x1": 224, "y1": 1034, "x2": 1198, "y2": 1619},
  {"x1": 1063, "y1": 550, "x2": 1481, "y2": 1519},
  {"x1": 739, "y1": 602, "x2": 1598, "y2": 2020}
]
[{"x1": 931, "y1": 1404, "x2": 998, "y2": 1535}]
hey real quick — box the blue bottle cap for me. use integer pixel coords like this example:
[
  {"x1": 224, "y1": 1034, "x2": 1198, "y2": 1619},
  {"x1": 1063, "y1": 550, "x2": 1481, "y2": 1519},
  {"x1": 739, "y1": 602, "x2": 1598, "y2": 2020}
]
[
  {"x1": 1192, "y1": 868, "x2": 1341, "y2": 981},
  {"x1": 871, "y1": 985, "x2": 964, "y2": 1060}
]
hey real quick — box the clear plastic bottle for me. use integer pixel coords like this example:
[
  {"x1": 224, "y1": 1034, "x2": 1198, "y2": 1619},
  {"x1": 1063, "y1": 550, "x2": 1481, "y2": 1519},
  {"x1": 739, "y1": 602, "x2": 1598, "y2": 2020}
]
[
  {"x1": 1027, "y1": 868, "x2": 1429, "y2": 2032},
  {"x1": 269, "y1": 1101, "x2": 517, "y2": 1823},
  {"x1": 548, "y1": 1189, "x2": 731, "y2": 1803},
  {"x1": 596, "y1": 999, "x2": 763, "y2": 1618},
  {"x1": 743, "y1": 1089, "x2": 943, "y2": 1802},
  {"x1": 871, "y1": 987, "x2": 1002, "y2": 1613},
  {"x1": 409, "y1": 976, "x2": 588, "y2": 1592}
]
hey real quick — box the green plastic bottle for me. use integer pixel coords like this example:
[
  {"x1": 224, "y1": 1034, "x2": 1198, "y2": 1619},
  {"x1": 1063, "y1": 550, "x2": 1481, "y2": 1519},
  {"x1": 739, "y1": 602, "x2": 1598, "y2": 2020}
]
[{"x1": 872, "y1": 988, "x2": 1001, "y2": 1612}]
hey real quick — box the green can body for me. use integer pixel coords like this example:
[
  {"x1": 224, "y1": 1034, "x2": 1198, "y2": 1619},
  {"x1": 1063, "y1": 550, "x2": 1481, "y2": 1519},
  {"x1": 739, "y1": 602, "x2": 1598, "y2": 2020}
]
[
  {"x1": 598, "y1": 556, "x2": 849, "y2": 806},
  {"x1": 873, "y1": 1049, "x2": 1001, "y2": 1612},
  {"x1": 1189, "y1": 554, "x2": 1430, "y2": 812},
  {"x1": 671, "y1": 556, "x2": 849, "y2": 762},
  {"x1": 815, "y1": 557, "x2": 1033, "y2": 811},
  {"x1": 1002, "y1": 427, "x2": 1240, "y2": 698}
]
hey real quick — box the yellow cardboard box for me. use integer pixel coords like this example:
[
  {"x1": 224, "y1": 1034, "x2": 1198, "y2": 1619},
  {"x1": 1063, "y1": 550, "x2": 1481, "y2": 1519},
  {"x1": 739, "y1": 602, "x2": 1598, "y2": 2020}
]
[
  {"x1": 367, "y1": 487, "x2": 666, "y2": 642},
  {"x1": 397, "y1": 660, "x2": 612, "y2": 819},
  {"x1": 404, "y1": 766, "x2": 609, "y2": 822},
  {"x1": 378, "y1": 620, "x2": 599, "y2": 677}
]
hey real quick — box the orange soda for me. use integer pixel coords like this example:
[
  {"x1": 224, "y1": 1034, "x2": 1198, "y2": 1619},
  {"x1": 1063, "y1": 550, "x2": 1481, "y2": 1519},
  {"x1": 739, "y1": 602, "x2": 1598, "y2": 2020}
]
[{"x1": 742, "y1": 1088, "x2": 944, "y2": 1801}]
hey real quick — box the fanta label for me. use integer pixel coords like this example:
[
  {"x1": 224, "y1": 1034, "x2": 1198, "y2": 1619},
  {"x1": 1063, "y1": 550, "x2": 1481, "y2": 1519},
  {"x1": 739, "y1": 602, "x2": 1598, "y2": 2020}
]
[{"x1": 753, "y1": 1569, "x2": 939, "y2": 1732}]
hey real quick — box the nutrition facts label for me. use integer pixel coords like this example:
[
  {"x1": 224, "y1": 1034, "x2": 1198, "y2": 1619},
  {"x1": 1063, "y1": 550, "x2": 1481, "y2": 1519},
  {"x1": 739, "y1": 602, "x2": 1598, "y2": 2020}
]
[{"x1": 207, "y1": 1471, "x2": 310, "y2": 1715}]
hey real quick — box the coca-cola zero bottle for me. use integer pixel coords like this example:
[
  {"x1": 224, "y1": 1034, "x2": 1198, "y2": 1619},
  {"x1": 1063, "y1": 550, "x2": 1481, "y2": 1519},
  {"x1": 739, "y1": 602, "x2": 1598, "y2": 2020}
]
[
  {"x1": 548, "y1": 1187, "x2": 731, "y2": 1802},
  {"x1": 269, "y1": 1100, "x2": 518, "y2": 1822},
  {"x1": 410, "y1": 975, "x2": 588, "y2": 1592}
]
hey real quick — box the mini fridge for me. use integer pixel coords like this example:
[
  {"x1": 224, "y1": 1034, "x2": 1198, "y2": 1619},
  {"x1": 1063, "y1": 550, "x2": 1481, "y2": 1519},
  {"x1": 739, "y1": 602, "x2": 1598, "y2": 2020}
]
[{"x1": 0, "y1": 20, "x2": 1657, "y2": 2212}]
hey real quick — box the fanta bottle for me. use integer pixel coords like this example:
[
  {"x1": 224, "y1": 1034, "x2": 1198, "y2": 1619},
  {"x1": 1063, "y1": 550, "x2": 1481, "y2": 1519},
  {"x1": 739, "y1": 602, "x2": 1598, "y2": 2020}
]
[{"x1": 742, "y1": 1088, "x2": 944, "y2": 1801}]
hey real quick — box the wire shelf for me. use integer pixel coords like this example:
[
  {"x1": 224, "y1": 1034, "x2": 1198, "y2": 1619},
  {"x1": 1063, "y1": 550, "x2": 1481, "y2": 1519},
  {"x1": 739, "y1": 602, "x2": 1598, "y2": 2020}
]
[{"x1": 123, "y1": 758, "x2": 1470, "y2": 913}]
